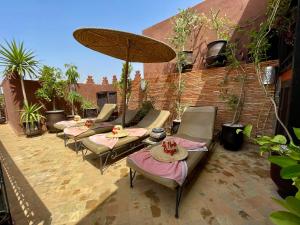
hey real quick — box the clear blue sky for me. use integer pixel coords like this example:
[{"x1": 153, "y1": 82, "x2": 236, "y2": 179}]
[{"x1": 0, "y1": 0, "x2": 201, "y2": 83}]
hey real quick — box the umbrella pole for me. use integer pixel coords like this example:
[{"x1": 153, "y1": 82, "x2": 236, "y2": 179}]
[{"x1": 122, "y1": 40, "x2": 131, "y2": 127}]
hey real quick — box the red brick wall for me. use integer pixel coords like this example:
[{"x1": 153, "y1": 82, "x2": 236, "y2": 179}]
[
  {"x1": 1, "y1": 75, "x2": 116, "y2": 135},
  {"x1": 128, "y1": 61, "x2": 277, "y2": 135}
]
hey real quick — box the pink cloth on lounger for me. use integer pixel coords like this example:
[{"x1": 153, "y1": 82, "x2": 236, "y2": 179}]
[
  {"x1": 57, "y1": 120, "x2": 78, "y2": 127},
  {"x1": 64, "y1": 126, "x2": 89, "y2": 136},
  {"x1": 126, "y1": 128, "x2": 147, "y2": 137},
  {"x1": 128, "y1": 148, "x2": 188, "y2": 185},
  {"x1": 89, "y1": 134, "x2": 119, "y2": 149},
  {"x1": 164, "y1": 136, "x2": 206, "y2": 149}
]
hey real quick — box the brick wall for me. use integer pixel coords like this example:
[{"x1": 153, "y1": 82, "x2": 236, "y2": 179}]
[{"x1": 128, "y1": 61, "x2": 277, "y2": 135}]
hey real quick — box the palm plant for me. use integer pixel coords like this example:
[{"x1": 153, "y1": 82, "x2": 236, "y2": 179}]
[
  {"x1": 65, "y1": 64, "x2": 81, "y2": 115},
  {"x1": 0, "y1": 40, "x2": 39, "y2": 105}
]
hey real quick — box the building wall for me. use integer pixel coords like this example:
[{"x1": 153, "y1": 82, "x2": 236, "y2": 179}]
[
  {"x1": 1, "y1": 75, "x2": 116, "y2": 135},
  {"x1": 143, "y1": 0, "x2": 268, "y2": 75},
  {"x1": 127, "y1": 60, "x2": 277, "y2": 135}
]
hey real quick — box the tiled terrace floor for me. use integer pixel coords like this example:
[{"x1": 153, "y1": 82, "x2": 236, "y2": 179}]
[{"x1": 0, "y1": 124, "x2": 281, "y2": 225}]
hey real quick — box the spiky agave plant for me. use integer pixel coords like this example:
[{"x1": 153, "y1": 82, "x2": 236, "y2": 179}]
[
  {"x1": 20, "y1": 103, "x2": 45, "y2": 129},
  {"x1": 0, "y1": 40, "x2": 39, "y2": 105}
]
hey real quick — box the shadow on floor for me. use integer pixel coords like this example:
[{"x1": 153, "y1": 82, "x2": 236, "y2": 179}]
[{"x1": 0, "y1": 141, "x2": 52, "y2": 225}]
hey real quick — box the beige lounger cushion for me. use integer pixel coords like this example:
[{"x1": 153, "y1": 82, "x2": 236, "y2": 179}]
[
  {"x1": 65, "y1": 109, "x2": 139, "y2": 140},
  {"x1": 81, "y1": 109, "x2": 170, "y2": 156},
  {"x1": 54, "y1": 103, "x2": 116, "y2": 131},
  {"x1": 95, "y1": 104, "x2": 117, "y2": 122}
]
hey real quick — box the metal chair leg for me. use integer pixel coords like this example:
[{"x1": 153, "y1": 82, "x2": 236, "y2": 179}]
[
  {"x1": 64, "y1": 134, "x2": 67, "y2": 147},
  {"x1": 99, "y1": 156, "x2": 103, "y2": 175},
  {"x1": 129, "y1": 168, "x2": 136, "y2": 188},
  {"x1": 74, "y1": 140, "x2": 78, "y2": 154},
  {"x1": 175, "y1": 186, "x2": 183, "y2": 218}
]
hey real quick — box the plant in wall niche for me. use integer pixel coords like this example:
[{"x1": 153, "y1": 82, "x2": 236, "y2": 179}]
[
  {"x1": 20, "y1": 103, "x2": 45, "y2": 136},
  {"x1": 64, "y1": 64, "x2": 81, "y2": 116},
  {"x1": 81, "y1": 99, "x2": 96, "y2": 110},
  {"x1": 201, "y1": 9, "x2": 234, "y2": 67},
  {"x1": 0, "y1": 40, "x2": 39, "y2": 105},
  {"x1": 169, "y1": 8, "x2": 202, "y2": 121},
  {"x1": 239, "y1": 125, "x2": 300, "y2": 225},
  {"x1": 36, "y1": 65, "x2": 66, "y2": 110},
  {"x1": 115, "y1": 62, "x2": 133, "y2": 105}
]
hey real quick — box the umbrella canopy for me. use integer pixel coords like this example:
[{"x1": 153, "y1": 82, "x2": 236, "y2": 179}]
[{"x1": 73, "y1": 28, "x2": 176, "y2": 126}]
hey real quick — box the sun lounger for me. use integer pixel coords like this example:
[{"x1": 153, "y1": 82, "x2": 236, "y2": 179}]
[
  {"x1": 126, "y1": 106, "x2": 217, "y2": 218},
  {"x1": 63, "y1": 109, "x2": 139, "y2": 152},
  {"x1": 54, "y1": 103, "x2": 117, "y2": 131},
  {"x1": 81, "y1": 109, "x2": 170, "y2": 174}
]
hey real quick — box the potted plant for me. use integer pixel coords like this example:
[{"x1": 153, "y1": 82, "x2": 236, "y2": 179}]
[
  {"x1": 64, "y1": 64, "x2": 81, "y2": 119},
  {"x1": 169, "y1": 8, "x2": 201, "y2": 132},
  {"x1": 36, "y1": 65, "x2": 66, "y2": 132},
  {"x1": 169, "y1": 8, "x2": 202, "y2": 73},
  {"x1": 20, "y1": 103, "x2": 44, "y2": 137},
  {"x1": 202, "y1": 9, "x2": 233, "y2": 67},
  {"x1": 81, "y1": 99, "x2": 98, "y2": 118},
  {"x1": 239, "y1": 125, "x2": 300, "y2": 224},
  {"x1": 0, "y1": 94, "x2": 6, "y2": 124},
  {"x1": 219, "y1": 43, "x2": 247, "y2": 151}
]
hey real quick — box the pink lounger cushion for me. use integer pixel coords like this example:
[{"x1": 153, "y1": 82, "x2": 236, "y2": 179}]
[
  {"x1": 88, "y1": 134, "x2": 119, "y2": 149},
  {"x1": 164, "y1": 136, "x2": 206, "y2": 149},
  {"x1": 128, "y1": 148, "x2": 188, "y2": 185}
]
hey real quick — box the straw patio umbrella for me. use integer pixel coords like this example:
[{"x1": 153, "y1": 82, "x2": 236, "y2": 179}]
[{"x1": 73, "y1": 28, "x2": 176, "y2": 127}]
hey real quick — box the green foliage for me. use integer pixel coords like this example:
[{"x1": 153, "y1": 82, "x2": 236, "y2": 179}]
[
  {"x1": 81, "y1": 99, "x2": 96, "y2": 110},
  {"x1": 65, "y1": 64, "x2": 80, "y2": 85},
  {"x1": 241, "y1": 126, "x2": 300, "y2": 225},
  {"x1": 169, "y1": 8, "x2": 202, "y2": 51},
  {"x1": 20, "y1": 103, "x2": 44, "y2": 126},
  {"x1": 0, "y1": 40, "x2": 39, "y2": 79},
  {"x1": 116, "y1": 62, "x2": 133, "y2": 104},
  {"x1": 36, "y1": 65, "x2": 66, "y2": 110},
  {"x1": 169, "y1": 8, "x2": 201, "y2": 120},
  {"x1": 201, "y1": 9, "x2": 233, "y2": 40},
  {"x1": 0, "y1": 40, "x2": 39, "y2": 104}
]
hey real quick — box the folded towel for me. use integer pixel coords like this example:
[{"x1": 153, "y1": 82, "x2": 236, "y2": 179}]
[
  {"x1": 164, "y1": 136, "x2": 206, "y2": 150},
  {"x1": 126, "y1": 128, "x2": 148, "y2": 137},
  {"x1": 128, "y1": 148, "x2": 188, "y2": 185},
  {"x1": 89, "y1": 134, "x2": 118, "y2": 149},
  {"x1": 64, "y1": 126, "x2": 89, "y2": 136}
]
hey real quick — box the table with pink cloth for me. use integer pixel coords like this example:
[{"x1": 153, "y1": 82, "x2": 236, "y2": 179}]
[
  {"x1": 128, "y1": 137, "x2": 207, "y2": 185},
  {"x1": 88, "y1": 128, "x2": 148, "y2": 149}
]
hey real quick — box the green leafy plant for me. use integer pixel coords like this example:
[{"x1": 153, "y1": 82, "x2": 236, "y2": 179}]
[
  {"x1": 36, "y1": 65, "x2": 66, "y2": 110},
  {"x1": 0, "y1": 40, "x2": 39, "y2": 105},
  {"x1": 169, "y1": 8, "x2": 202, "y2": 120},
  {"x1": 20, "y1": 103, "x2": 44, "y2": 127},
  {"x1": 239, "y1": 126, "x2": 300, "y2": 225},
  {"x1": 219, "y1": 42, "x2": 247, "y2": 124},
  {"x1": 0, "y1": 94, "x2": 5, "y2": 119},
  {"x1": 81, "y1": 99, "x2": 96, "y2": 110},
  {"x1": 115, "y1": 62, "x2": 133, "y2": 105},
  {"x1": 64, "y1": 64, "x2": 81, "y2": 115},
  {"x1": 201, "y1": 9, "x2": 233, "y2": 40}
]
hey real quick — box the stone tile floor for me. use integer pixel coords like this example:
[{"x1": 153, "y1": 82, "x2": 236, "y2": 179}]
[{"x1": 0, "y1": 124, "x2": 281, "y2": 225}]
